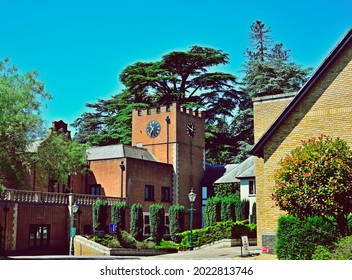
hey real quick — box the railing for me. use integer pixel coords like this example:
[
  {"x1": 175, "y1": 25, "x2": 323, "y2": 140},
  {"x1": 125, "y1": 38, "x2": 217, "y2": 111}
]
[{"x1": 0, "y1": 188, "x2": 126, "y2": 206}]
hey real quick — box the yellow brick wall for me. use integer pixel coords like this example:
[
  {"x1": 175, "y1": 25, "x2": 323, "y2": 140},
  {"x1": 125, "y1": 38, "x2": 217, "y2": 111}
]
[
  {"x1": 253, "y1": 93, "x2": 296, "y2": 143},
  {"x1": 255, "y1": 40, "x2": 352, "y2": 247}
]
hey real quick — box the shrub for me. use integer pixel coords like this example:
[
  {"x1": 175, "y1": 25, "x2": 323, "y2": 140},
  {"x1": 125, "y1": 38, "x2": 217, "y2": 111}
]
[
  {"x1": 329, "y1": 235, "x2": 352, "y2": 260},
  {"x1": 92, "y1": 199, "x2": 108, "y2": 232},
  {"x1": 236, "y1": 199, "x2": 250, "y2": 221},
  {"x1": 313, "y1": 235, "x2": 352, "y2": 260},
  {"x1": 273, "y1": 135, "x2": 352, "y2": 237},
  {"x1": 149, "y1": 203, "x2": 165, "y2": 245},
  {"x1": 118, "y1": 230, "x2": 138, "y2": 249},
  {"x1": 312, "y1": 245, "x2": 332, "y2": 260},
  {"x1": 177, "y1": 220, "x2": 256, "y2": 249},
  {"x1": 220, "y1": 196, "x2": 236, "y2": 222},
  {"x1": 111, "y1": 202, "x2": 126, "y2": 230},
  {"x1": 130, "y1": 203, "x2": 143, "y2": 241},
  {"x1": 276, "y1": 215, "x2": 339, "y2": 260},
  {"x1": 169, "y1": 205, "x2": 185, "y2": 243},
  {"x1": 250, "y1": 202, "x2": 257, "y2": 224},
  {"x1": 204, "y1": 196, "x2": 221, "y2": 227}
]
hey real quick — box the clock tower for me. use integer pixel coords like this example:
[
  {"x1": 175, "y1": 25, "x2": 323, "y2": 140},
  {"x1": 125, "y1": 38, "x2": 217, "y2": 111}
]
[{"x1": 132, "y1": 102, "x2": 205, "y2": 227}]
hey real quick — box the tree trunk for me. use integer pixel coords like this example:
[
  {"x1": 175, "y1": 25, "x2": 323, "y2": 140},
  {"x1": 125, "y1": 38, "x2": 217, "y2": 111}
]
[{"x1": 336, "y1": 214, "x2": 348, "y2": 237}]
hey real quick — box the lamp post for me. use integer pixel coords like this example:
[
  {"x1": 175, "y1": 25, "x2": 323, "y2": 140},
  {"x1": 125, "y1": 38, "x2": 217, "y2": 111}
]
[
  {"x1": 165, "y1": 116, "x2": 170, "y2": 164},
  {"x1": 188, "y1": 188, "x2": 196, "y2": 251},
  {"x1": 2, "y1": 202, "x2": 9, "y2": 253},
  {"x1": 68, "y1": 194, "x2": 79, "y2": 256},
  {"x1": 120, "y1": 161, "x2": 125, "y2": 198}
]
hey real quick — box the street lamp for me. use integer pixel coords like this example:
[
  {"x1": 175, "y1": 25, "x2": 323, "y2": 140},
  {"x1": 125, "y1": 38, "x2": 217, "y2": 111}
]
[
  {"x1": 120, "y1": 161, "x2": 125, "y2": 197},
  {"x1": 2, "y1": 201, "x2": 9, "y2": 253},
  {"x1": 68, "y1": 194, "x2": 79, "y2": 256},
  {"x1": 188, "y1": 188, "x2": 197, "y2": 251}
]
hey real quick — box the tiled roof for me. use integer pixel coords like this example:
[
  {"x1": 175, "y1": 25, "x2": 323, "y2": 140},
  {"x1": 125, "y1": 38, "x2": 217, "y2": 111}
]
[
  {"x1": 214, "y1": 156, "x2": 255, "y2": 184},
  {"x1": 87, "y1": 144, "x2": 157, "y2": 161}
]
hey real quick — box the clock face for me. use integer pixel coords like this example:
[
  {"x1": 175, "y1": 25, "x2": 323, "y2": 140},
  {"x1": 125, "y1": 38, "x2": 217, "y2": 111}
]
[
  {"x1": 146, "y1": 120, "x2": 161, "y2": 138},
  {"x1": 186, "y1": 122, "x2": 196, "y2": 137}
]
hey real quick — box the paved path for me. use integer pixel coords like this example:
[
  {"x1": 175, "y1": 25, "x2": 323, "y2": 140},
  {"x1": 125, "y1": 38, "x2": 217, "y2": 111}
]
[{"x1": 8, "y1": 246, "x2": 276, "y2": 260}]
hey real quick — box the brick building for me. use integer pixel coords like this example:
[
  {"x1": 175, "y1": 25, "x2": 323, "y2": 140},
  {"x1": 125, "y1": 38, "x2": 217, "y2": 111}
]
[
  {"x1": 0, "y1": 102, "x2": 205, "y2": 255},
  {"x1": 251, "y1": 29, "x2": 352, "y2": 249}
]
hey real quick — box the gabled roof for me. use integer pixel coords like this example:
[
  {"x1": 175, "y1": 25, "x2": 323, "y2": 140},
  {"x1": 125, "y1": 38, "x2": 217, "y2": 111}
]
[
  {"x1": 87, "y1": 144, "x2": 158, "y2": 162},
  {"x1": 251, "y1": 28, "x2": 352, "y2": 158},
  {"x1": 214, "y1": 156, "x2": 255, "y2": 184}
]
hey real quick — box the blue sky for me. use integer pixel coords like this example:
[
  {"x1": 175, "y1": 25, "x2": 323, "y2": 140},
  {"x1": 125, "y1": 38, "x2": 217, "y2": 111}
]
[{"x1": 1, "y1": 0, "x2": 351, "y2": 133}]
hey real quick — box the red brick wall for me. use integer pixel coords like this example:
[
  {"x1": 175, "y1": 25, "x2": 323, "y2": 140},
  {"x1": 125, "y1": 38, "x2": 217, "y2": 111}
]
[{"x1": 132, "y1": 103, "x2": 205, "y2": 228}]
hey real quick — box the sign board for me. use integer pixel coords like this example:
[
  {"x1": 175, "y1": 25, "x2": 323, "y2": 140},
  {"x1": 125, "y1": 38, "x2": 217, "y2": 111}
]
[
  {"x1": 109, "y1": 223, "x2": 117, "y2": 233},
  {"x1": 241, "y1": 235, "x2": 250, "y2": 257},
  {"x1": 70, "y1": 227, "x2": 76, "y2": 238}
]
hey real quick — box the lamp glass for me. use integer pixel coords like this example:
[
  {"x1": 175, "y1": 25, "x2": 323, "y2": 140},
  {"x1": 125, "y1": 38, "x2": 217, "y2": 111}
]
[
  {"x1": 188, "y1": 189, "x2": 197, "y2": 202},
  {"x1": 72, "y1": 204, "x2": 79, "y2": 214}
]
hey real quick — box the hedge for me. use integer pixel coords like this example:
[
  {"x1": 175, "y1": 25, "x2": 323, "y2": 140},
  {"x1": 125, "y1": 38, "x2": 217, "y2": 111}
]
[
  {"x1": 276, "y1": 215, "x2": 339, "y2": 260},
  {"x1": 130, "y1": 203, "x2": 143, "y2": 241},
  {"x1": 204, "y1": 196, "x2": 222, "y2": 227},
  {"x1": 149, "y1": 203, "x2": 165, "y2": 244},
  {"x1": 111, "y1": 202, "x2": 126, "y2": 230},
  {"x1": 178, "y1": 220, "x2": 256, "y2": 249},
  {"x1": 169, "y1": 205, "x2": 185, "y2": 243},
  {"x1": 92, "y1": 199, "x2": 108, "y2": 232}
]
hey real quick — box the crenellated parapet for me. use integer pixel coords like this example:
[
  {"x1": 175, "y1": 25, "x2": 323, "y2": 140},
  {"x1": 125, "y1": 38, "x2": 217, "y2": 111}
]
[{"x1": 133, "y1": 102, "x2": 204, "y2": 118}]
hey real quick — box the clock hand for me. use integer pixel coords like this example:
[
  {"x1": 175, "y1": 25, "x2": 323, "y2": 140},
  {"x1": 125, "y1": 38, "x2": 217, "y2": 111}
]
[{"x1": 149, "y1": 126, "x2": 154, "y2": 136}]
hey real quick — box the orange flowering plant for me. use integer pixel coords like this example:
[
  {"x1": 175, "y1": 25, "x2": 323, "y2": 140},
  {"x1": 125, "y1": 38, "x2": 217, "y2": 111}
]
[{"x1": 273, "y1": 135, "x2": 352, "y2": 236}]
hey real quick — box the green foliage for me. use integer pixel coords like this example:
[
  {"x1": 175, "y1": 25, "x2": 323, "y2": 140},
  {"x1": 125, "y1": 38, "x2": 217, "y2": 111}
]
[
  {"x1": 130, "y1": 203, "x2": 143, "y2": 241},
  {"x1": 178, "y1": 221, "x2": 256, "y2": 249},
  {"x1": 220, "y1": 196, "x2": 236, "y2": 222},
  {"x1": 250, "y1": 202, "x2": 257, "y2": 224},
  {"x1": 214, "y1": 183, "x2": 240, "y2": 198},
  {"x1": 204, "y1": 196, "x2": 251, "y2": 227},
  {"x1": 312, "y1": 245, "x2": 332, "y2": 260},
  {"x1": 204, "y1": 196, "x2": 222, "y2": 227},
  {"x1": 72, "y1": 91, "x2": 149, "y2": 146},
  {"x1": 326, "y1": 235, "x2": 352, "y2": 260},
  {"x1": 153, "y1": 239, "x2": 179, "y2": 252},
  {"x1": 149, "y1": 203, "x2": 165, "y2": 245},
  {"x1": 276, "y1": 215, "x2": 339, "y2": 260},
  {"x1": 313, "y1": 235, "x2": 352, "y2": 260},
  {"x1": 273, "y1": 135, "x2": 352, "y2": 236},
  {"x1": 169, "y1": 205, "x2": 185, "y2": 243},
  {"x1": 73, "y1": 45, "x2": 250, "y2": 164},
  {"x1": 111, "y1": 202, "x2": 126, "y2": 230},
  {"x1": 242, "y1": 20, "x2": 311, "y2": 97},
  {"x1": 0, "y1": 58, "x2": 51, "y2": 188},
  {"x1": 35, "y1": 132, "x2": 89, "y2": 189},
  {"x1": 92, "y1": 200, "x2": 108, "y2": 232},
  {"x1": 236, "y1": 199, "x2": 250, "y2": 221}
]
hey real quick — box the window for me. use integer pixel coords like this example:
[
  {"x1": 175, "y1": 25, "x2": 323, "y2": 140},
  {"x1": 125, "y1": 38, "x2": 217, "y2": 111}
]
[
  {"x1": 29, "y1": 224, "x2": 50, "y2": 249},
  {"x1": 145, "y1": 185, "x2": 155, "y2": 201},
  {"x1": 164, "y1": 214, "x2": 170, "y2": 235},
  {"x1": 90, "y1": 184, "x2": 101, "y2": 195},
  {"x1": 143, "y1": 213, "x2": 150, "y2": 235},
  {"x1": 249, "y1": 180, "x2": 256, "y2": 196},
  {"x1": 143, "y1": 212, "x2": 170, "y2": 236},
  {"x1": 161, "y1": 187, "x2": 171, "y2": 202}
]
